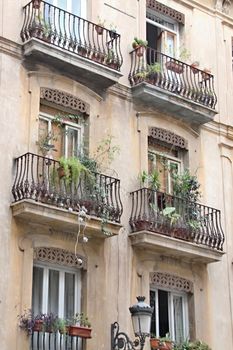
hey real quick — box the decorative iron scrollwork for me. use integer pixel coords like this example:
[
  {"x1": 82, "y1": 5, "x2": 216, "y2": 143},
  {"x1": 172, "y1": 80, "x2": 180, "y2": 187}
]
[{"x1": 111, "y1": 322, "x2": 146, "y2": 350}]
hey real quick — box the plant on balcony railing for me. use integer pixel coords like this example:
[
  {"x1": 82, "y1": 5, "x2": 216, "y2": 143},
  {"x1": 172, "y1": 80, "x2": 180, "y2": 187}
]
[
  {"x1": 12, "y1": 153, "x2": 123, "y2": 223},
  {"x1": 130, "y1": 186, "x2": 224, "y2": 250},
  {"x1": 129, "y1": 47, "x2": 217, "y2": 109},
  {"x1": 174, "y1": 339, "x2": 211, "y2": 350},
  {"x1": 68, "y1": 313, "x2": 92, "y2": 338},
  {"x1": 21, "y1": 1, "x2": 123, "y2": 71}
]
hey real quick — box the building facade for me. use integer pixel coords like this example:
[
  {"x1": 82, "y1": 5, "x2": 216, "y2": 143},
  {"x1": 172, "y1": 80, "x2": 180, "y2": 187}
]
[{"x1": 0, "y1": 0, "x2": 233, "y2": 349}]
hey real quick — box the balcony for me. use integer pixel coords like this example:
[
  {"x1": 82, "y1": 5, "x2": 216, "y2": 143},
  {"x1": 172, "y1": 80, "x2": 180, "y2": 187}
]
[
  {"x1": 20, "y1": 1, "x2": 123, "y2": 93},
  {"x1": 129, "y1": 188, "x2": 224, "y2": 263},
  {"x1": 11, "y1": 153, "x2": 123, "y2": 237},
  {"x1": 129, "y1": 47, "x2": 217, "y2": 125},
  {"x1": 30, "y1": 330, "x2": 87, "y2": 350}
]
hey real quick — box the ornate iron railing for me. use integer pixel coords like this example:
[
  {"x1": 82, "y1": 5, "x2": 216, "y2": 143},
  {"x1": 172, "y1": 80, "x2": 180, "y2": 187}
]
[
  {"x1": 12, "y1": 153, "x2": 123, "y2": 223},
  {"x1": 130, "y1": 188, "x2": 224, "y2": 251},
  {"x1": 31, "y1": 331, "x2": 85, "y2": 350},
  {"x1": 129, "y1": 47, "x2": 217, "y2": 109},
  {"x1": 21, "y1": 0, "x2": 123, "y2": 71}
]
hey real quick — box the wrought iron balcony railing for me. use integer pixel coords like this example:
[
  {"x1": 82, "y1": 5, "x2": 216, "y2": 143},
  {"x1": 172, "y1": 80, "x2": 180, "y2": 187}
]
[
  {"x1": 129, "y1": 47, "x2": 217, "y2": 109},
  {"x1": 21, "y1": 1, "x2": 123, "y2": 71},
  {"x1": 30, "y1": 331, "x2": 86, "y2": 350},
  {"x1": 12, "y1": 153, "x2": 123, "y2": 223},
  {"x1": 130, "y1": 188, "x2": 224, "y2": 251}
]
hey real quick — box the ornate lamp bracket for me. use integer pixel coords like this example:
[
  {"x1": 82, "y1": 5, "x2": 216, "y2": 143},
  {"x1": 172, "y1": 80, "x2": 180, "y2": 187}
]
[{"x1": 111, "y1": 322, "x2": 146, "y2": 350}]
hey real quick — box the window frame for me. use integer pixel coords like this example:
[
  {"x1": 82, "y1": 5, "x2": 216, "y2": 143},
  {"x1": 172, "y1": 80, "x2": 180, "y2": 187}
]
[
  {"x1": 39, "y1": 112, "x2": 83, "y2": 158},
  {"x1": 150, "y1": 287, "x2": 189, "y2": 342},
  {"x1": 33, "y1": 261, "x2": 81, "y2": 318},
  {"x1": 48, "y1": 0, "x2": 86, "y2": 18},
  {"x1": 146, "y1": 10, "x2": 179, "y2": 57},
  {"x1": 148, "y1": 150, "x2": 182, "y2": 194}
]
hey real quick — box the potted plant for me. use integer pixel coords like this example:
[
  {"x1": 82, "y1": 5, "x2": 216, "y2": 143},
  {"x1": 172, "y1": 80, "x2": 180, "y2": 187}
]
[
  {"x1": 32, "y1": 0, "x2": 42, "y2": 9},
  {"x1": 166, "y1": 59, "x2": 184, "y2": 74},
  {"x1": 190, "y1": 61, "x2": 200, "y2": 74},
  {"x1": 58, "y1": 157, "x2": 92, "y2": 185},
  {"x1": 56, "y1": 318, "x2": 69, "y2": 334},
  {"x1": 159, "y1": 334, "x2": 173, "y2": 350},
  {"x1": 18, "y1": 310, "x2": 42, "y2": 335},
  {"x1": 146, "y1": 63, "x2": 162, "y2": 84},
  {"x1": 78, "y1": 45, "x2": 88, "y2": 57},
  {"x1": 68, "y1": 312, "x2": 92, "y2": 338},
  {"x1": 42, "y1": 313, "x2": 59, "y2": 333},
  {"x1": 150, "y1": 335, "x2": 161, "y2": 349},
  {"x1": 201, "y1": 68, "x2": 211, "y2": 80},
  {"x1": 106, "y1": 49, "x2": 119, "y2": 69},
  {"x1": 95, "y1": 17, "x2": 106, "y2": 35},
  {"x1": 109, "y1": 23, "x2": 117, "y2": 39},
  {"x1": 174, "y1": 339, "x2": 211, "y2": 350},
  {"x1": 132, "y1": 37, "x2": 148, "y2": 57}
]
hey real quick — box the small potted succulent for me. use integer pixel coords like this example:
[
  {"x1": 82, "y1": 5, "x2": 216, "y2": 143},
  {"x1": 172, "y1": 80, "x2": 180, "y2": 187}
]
[
  {"x1": 68, "y1": 312, "x2": 92, "y2": 338},
  {"x1": 132, "y1": 37, "x2": 148, "y2": 57},
  {"x1": 95, "y1": 17, "x2": 106, "y2": 35}
]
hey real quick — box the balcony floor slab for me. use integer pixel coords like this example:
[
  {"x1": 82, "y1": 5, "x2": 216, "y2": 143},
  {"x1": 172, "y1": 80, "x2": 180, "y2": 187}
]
[
  {"x1": 131, "y1": 83, "x2": 217, "y2": 125},
  {"x1": 129, "y1": 230, "x2": 224, "y2": 264},
  {"x1": 11, "y1": 200, "x2": 122, "y2": 238},
  {"x1": 22, "y1": 38, "x2": 123, "y2": 94}
]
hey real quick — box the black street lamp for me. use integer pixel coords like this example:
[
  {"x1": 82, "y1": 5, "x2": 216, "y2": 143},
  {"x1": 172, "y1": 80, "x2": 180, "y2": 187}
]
[{"x1": 111, "y1": 296, "x2": 153, "y2": 350}]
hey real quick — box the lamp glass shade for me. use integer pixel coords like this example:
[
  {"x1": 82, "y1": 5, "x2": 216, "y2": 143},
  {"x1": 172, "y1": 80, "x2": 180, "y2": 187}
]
[
  {"x1": 131, "y1": 314, "x2": 152, "y2": 336},
  {"x1": 129, "y1": 296, "x2": 153, "y2": 337}
]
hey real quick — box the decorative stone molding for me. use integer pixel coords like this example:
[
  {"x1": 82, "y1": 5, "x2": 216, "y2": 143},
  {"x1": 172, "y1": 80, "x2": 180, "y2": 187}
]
[
  {"x1": 215, "y1": 0, "x2": 232, "y2": 14},
  {"x1": 34, "y1": 247, "x2": 87, "y2": 269},
  {"x1": 150, "y1": 272, "x2": 193, "y2": 293},
  {"x1": 149, "y1": 127, "x2": 188, "y2": 149},
  {"x1": 40, "y1": 88, "x2": 90, "y2": 115},
  {"x1": 146, "y1": 0, "x2": 185, "y2": 24}
]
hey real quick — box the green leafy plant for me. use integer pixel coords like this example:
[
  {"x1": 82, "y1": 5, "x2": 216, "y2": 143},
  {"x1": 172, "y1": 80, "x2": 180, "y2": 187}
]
[
  {"x1": 58, "y1": 157, "x2": 92, "y2": 185},
  {"x1": 71, "y1": 312, "x2": 91, "y2": 328},
  {"x1": 172, "y1": 169, "x2": 201, "y2": 202},
  {"x1": 139, "y1": 170, "x2": 160, "y2": 190},
  {"x1": 174, "y1": 339, "x2": 211, "y2": 350},
  {"x1": 162, "y1": 206, "x2": 181, "y2": 225},
  {"x1": 132, "y1": 37, "x2": 148, "y2": 49}
]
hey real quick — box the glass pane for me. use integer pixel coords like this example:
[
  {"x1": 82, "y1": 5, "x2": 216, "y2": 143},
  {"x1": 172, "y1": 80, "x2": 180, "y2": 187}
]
[
  {"x1": 64, "y1": 272, "x2": 75, "y2": 318},
  {"x1": 48, "y1": 269, "x2": 59, "y2": 315},
  {"x1": 32, "y1": 266, "x2": 43, "y2": 315},
  {"x1": 71, "y1": 0, "x2": 81, "y2": 16},
  {"x1": 57, "y1": 0, "x2": 67, "y2": 10},
  {"x1": 173, "y1": 296, "x2": 184, "y2": 343},
  {"x1": 66, "y1": 127, "x2": 79, "y2": 157},
  {"x1": 158, "y1": 290, "x2": 169, "y2": 337},
  {"x1": 166, "y1": 33, "x2": 175, "y2": 57},
  {"x1": 150, "y1": 290, "x2": 157, "y2": 336}
]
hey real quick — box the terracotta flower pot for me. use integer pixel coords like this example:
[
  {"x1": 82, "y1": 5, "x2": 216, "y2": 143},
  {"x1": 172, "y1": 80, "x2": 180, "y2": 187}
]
[
  {"x1": 135, "y1": 45, "x2": 146, "y2": 57},
  {"x1": 68, "y1": 325, "x2": 92, "y2": 338},
  {"x1": 95, "y1": 25, "x2": 104, "y2": 35},
  {"x1": 32, "y1": 0, "x2": 42, "y2": 9},
  {"x1": 150, "y1": 338, "x2": 160, "y2": 349},
  {"x1": 166, "y1": 61, "x2": 184, "y2": 74},
  {"x1": 33, "y1": 320, "x2": 43, "y2": 332}
]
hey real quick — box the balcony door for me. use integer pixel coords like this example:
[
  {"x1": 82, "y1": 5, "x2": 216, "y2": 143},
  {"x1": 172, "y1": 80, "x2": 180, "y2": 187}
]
[
  {"x1": 146, "y1": 9, "x2": 178, "y2": 56},
  {"x1": 150, "y1": 289, "x2": 189, "y2": 343}
]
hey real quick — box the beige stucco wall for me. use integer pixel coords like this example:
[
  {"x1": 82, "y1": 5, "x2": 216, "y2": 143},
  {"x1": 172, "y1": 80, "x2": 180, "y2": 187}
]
[{"x1": 1, "y1": 0, "x2": 233, "y2": 350}]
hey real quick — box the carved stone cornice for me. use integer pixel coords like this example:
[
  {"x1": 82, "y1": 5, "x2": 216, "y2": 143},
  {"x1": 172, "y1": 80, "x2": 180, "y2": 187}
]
[
  {"x1": 34, "y1": 247, "x2": 87, "y2": 269},
  {"x1": 150, "y1": 272, "x2": 193, "y2": 293},
  {"x1": 149, "y1": 127, "x2": 188, "y2": 149},
  {"x1": 146, "y1": 0, "x2": 185, "y2": 24},
  {"x1": 40, "y1": 87, "x2": 90, "y2": 115}
]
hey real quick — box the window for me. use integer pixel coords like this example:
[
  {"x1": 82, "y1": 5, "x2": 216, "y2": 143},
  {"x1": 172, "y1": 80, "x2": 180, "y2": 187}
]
[
  {"x1": 32, "y1": 263, "x2": 81, "y2": 318},
  {"x1": 38, "y1": 112, "x2": 83, "y2": 159},
  {"x1": 146, "y1": 9, "x2": 179, "y2": 57},
  {"x1": 148, "y1": 144, "x2": 182, "y2": 194},
  {"x1": 47, "y1": 0, "x2": 86, "y2": 17},
  {"x1": 150, "y1": 288, "x2": 189, "y2": 343}
]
